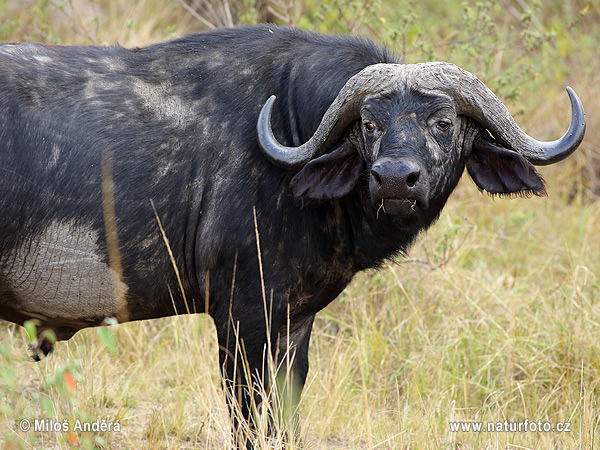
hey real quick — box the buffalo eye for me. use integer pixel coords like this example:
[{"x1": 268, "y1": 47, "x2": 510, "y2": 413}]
[
  {"x1": 364, "y1": 122, "x2": 376, "y2": 134},
  {"x1": 436, "y1": 119, "x2": 452, "y2": 131}
]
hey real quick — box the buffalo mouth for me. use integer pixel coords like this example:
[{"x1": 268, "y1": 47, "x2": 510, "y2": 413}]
[{"x1": 377, "y1": 197, "x2": 421, "y2": 216}]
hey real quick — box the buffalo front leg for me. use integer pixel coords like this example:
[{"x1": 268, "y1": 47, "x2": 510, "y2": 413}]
[
  {"x1": 215, "y1": 301, "x2": 285, "y2": 449},
  {"x1": 272, "y1": 314, "x2": 315, "y2": 442}
]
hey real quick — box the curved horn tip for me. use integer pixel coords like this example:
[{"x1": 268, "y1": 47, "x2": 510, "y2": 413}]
[
  {"x1": 526, "y1": 85, "x2": 586, "y2": 166},
  {"x1": 565, "y1": 86, "x2": 586, "y2": 124},
  {"x1": 257, "y1": 95, "x2": 307, "y2": 169},
  {"x1": 265, "y1": 94, "x2": 277, "y2": 108},
  {"x1": 258, "y1": 95, "x2": 277, "y2": 130},
  {"x1": 257, "y1": 95, "x2": 277, "y2": 155},
  {"x1": 257, "y1": 94, "x2": 328, "y2": 169}
]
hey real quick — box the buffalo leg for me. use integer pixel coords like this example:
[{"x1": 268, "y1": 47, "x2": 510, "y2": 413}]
[
  {"x1": 215, "y1": 300, "x2": 285, "y2": 449},
  {"x1": 272, "y1": 314, "x2": 315, "y2": 442}
]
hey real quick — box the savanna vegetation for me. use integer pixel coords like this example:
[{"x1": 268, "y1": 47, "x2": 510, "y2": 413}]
[{"x1": 0, "y1": 0, "x2": 599, "y2": 448}]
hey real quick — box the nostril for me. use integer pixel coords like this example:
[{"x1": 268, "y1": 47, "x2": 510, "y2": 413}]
[
  {"x1": 370, "y1": 169, "x2": 382, "y2": 187},
  {"x1": 406, "y1": 172, "x2": 420, "y2": 187}
]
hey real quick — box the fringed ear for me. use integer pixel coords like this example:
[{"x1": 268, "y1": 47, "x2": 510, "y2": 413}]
[
  {"x1": 466, "y1": 135, "x2": 547, "y2": 197},
  {"x1": 289, "y1": 139, "x2": 363, "y2": 205}
]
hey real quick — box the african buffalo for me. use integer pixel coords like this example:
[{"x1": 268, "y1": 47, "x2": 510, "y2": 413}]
[{"x1": 0, "y1": 24, "x2": 585, "y2": 447}]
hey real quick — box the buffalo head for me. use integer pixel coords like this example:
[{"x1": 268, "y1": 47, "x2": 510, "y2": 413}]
[{"x1": 257, "y1": 63, "x2": 585, "y2": 227}]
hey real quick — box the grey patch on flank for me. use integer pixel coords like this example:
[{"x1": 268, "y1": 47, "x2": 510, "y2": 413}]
[
  {"x1": 130, "y1": 78, "x2": 197, "y2": 128},
  {"x1": 49, "y1": 145, "x2": 61, "y2": 168},
  {"x1": 33, "y1": 55, "x2": 52, "y2": 64},
  {"x1": 156, "y1": 161, "x2": 174, "y2": 179},
  {"x1": 82, "y1": 69, "x2": 113, "y2": 101},
  {"x1": 1, "y1": 221, "x2": 128, "y2": 322},
  {"x1": 100, "y1": 56, "x2": 125, "y2": 72},
  {"x1": 0, "y1": 44, "x2": 52, "y2": 63},
  {"x1": 202, "y1": 53, "x2": 225, "y2": 72},
  {"x1": 140, "y1": 234, "x2": 161, "y2": 251},
  {"x1": 0, "y1": 44, "x2": 31, "y2": 57},
  {"x1": 0, "y1": 45, "x2": 17, "y2": 55},
  {"x1": 198, "y1": 117, "x2": 211, "y2": 139}
]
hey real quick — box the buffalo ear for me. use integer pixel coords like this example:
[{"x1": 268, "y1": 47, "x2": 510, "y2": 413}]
[
  {"x1": 289, "y1": 139, "x2": 363, "y2": 204},
  {"x1": 466, "y1": 135, "x2": 547, "y2": 197}
]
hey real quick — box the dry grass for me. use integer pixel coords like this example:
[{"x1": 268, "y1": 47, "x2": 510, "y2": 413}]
[
  {"x1": 2, "y1": 183, "x2": 599, "y2": 449},
  {"x1": 1, "y1": 1, "x2": 599, "y2": 449}
]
